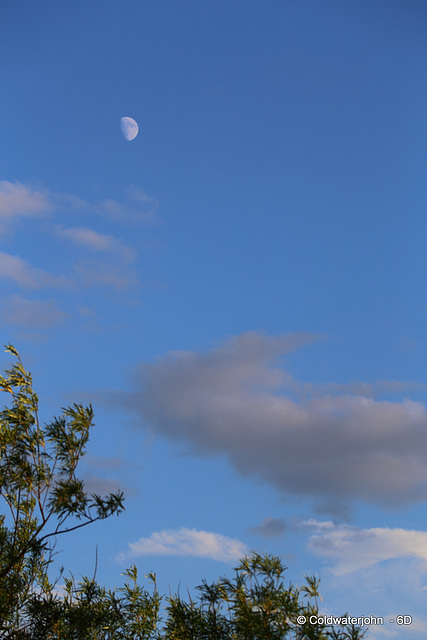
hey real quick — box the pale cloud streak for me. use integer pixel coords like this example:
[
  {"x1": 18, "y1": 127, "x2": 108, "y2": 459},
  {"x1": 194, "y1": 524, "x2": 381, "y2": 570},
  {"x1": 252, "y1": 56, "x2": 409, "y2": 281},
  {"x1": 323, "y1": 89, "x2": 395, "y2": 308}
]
[
  {"x1": 0, "y1": 181, "x2": 53, "y2": 231},
  {"x1": 0, "y1": 250, "x2": 136, "y2": 293},
  {"x1": 117, "y1": 527, "x2": 249, "y2": 564},
  {"x1": 72, "y1": 259, "x2": 137, "y2": 290},
  {"x1": 306, "y1": 520, "x2": 427, "y2": 575},
  {"x1": 0, "y1": 295, "x2": 67, "y2": 328},
  {"x1": 94, "y1": 185, "x2": 161, "y2": 225},
  {"x1": 0, "y1": 180, "x2": 159, "y2": 229},
  {"x1": 0, "y1": 253, "x2": 68, "y2": 289},
  {"x1": 56, "y1": 226, "x2": 135, "y2": 261},
  {"x1": 303, "y1": 521, "x2": 427, "y2": 638},
  {"x1": 116, "y1": 331, "x2": 427, "y2": 512},
  {"x1": 0, "y1": 180, "x2": 161, "y2": 328}
]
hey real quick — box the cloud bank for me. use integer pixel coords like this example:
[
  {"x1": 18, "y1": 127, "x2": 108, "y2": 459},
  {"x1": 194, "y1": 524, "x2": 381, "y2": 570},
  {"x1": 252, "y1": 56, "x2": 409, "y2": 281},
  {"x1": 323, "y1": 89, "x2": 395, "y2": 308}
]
[
  {"x1": 117, "y1": 331, "x2": 427, "y2": 511},
  {"x1": 118, "y1": 527, "x2": 249, "y2": 564}
]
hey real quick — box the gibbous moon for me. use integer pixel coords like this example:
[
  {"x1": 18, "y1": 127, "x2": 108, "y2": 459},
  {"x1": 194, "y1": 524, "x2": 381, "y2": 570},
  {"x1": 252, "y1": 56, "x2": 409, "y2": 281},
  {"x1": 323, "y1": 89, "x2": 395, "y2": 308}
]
[{"x1": 120, "y1": 117, "x2": 139, "y2": 141}]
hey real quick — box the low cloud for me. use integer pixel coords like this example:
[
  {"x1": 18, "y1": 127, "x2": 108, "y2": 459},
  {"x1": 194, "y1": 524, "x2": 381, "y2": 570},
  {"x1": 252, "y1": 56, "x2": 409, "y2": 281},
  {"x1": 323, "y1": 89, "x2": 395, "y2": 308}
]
[
  {"x1": 306, "y1": 519, "x2": 427, "y2": 576},
  {"x1": 85, "y1": 454, "x2": 126, "y2": 472},
  {"x1": 249, "y1": 517, "x2": 287, "y2": 538},
  {"x1": 80, "y1": 454, "x2": 137, "y2": 499},
  {"x1": 117, "y1": 528, "x2": 249, "y2": 564},
  {"x1": 116, "y1": 331, "x2": 427, "y2": 511},
  {"x1": 82, "y1": 473, "x2": 134, "y2": 499}
]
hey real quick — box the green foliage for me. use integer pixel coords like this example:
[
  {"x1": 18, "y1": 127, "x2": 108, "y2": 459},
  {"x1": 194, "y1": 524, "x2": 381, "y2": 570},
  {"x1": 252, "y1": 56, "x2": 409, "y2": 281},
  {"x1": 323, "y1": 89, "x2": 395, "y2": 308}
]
[
  {"x1": 0, "y1": 347, "x2": 367, "y2": 639},
  {"x1": 162, "y1": 552, "x2": 367, "y2": 640},
  {"x1": 0, "y1": 346, "x2": 124, "y2": 636},
  {"x1": 24, "y1": 552, "x2": 367, "y2": 640},
  {"x1": 24, "y1": 566, "x2": 161, "y2": 639}
]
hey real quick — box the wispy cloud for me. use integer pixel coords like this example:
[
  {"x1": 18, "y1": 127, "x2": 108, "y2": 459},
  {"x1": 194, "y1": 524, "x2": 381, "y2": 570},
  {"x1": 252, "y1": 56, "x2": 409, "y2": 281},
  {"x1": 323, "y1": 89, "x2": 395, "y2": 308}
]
[
  {"x1": 0, "y1": 252, "x2": 68, "y2": 289},
  {"x1": 302, "y1": 521, "x2": 427, "y2": 639},
  {"x1": 0, "y1": 180, "x2": 160, "y2": 230},
  {"x1": 306, "y1": 519, "x2": 427, "y2": 576},
  {"x1": 0, "y1": 295, "x2": 67, "y2": 328},
  {"x1": 0, "y1": 180, "x2": 53, "y2": 231},
  {"x1": 72, "y1": 258, "x2": 137, "y2": 290},
  {"x1": 0, "y1": 249, "x2": 137, "y2": 293},
  {"x1": 56, "y1": 226, "x2": 135, "y2": 260},
  {"x1": 114, "y1": 331, "x2": 427, "y2": 512},
  {"x1": 0, "y1": 180, "x2": 162, "y2": 326},
  {"x1": 117, "y1": 527, "x2": 249, "y2": 564},
  {"x1": 94, "y1": 185, "x2": 161, "y2": 225}
]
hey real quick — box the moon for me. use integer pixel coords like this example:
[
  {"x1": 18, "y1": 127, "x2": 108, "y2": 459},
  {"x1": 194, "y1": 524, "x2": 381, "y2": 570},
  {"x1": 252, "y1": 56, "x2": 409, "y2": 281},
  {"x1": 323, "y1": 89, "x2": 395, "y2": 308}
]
[{"x1": 120, "y1": 117, "x2": 139, "y2": 141}]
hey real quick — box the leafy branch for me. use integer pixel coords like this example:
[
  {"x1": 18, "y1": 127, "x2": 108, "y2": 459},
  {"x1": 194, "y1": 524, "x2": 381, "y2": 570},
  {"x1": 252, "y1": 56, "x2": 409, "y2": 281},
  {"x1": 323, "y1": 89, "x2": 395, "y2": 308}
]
[{"x1": 0, "y1": 345, "x2": 124, "y2": 633}]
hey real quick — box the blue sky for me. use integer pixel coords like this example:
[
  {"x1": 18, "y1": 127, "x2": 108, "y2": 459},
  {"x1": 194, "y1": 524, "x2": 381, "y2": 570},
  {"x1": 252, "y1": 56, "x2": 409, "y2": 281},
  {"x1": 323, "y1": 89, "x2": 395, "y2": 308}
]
[{"x1": 2, "y1": 0, "x2": 427, "y2": 636}]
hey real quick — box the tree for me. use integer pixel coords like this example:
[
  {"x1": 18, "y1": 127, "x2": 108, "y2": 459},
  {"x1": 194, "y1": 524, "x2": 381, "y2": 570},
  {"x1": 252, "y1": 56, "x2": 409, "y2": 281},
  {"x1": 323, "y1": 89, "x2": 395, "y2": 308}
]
[
  {"x1": 0, "y1": 345, "x2": 124, "y2": 636},
  {"x1": 162, "y1": 552, "x2": 367, "y2": 640},
  {"x1": 24, "y1": 566, "x2": 162, "y2": 640},
  {"x1": 24, "y1": 552, "x2": 367, "y2": 640},
  {"x1": 0, "y1": 347, "x2": 367, "y2": 639}
]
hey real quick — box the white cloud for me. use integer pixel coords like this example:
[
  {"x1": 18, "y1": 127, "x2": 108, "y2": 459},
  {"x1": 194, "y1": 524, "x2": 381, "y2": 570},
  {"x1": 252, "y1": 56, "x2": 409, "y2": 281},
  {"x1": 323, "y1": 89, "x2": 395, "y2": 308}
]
[
  {"x1": 306, "y1": 520, "x2": 427, "y2": 575},
  {"x1": 95, "y1": 185, "x2": 160, "y2": 225},
  {"x1": 0, "y1": 295, "x2": 67, "y2": 327},
  {"x1": 0, "y1": 181, "x2": 159, "y2": 229},
  {"x1": 118, "y1": 527, "x2": 249, "y2": 564},
  {"x1": 116, "y1": 331, "x2": 427, "y2": 511},
  {"x1": 0, "y1": 181, "x2": 162, "y2": 313},
  {"x1": 56, "y1": 226, "x2": 134, "y2": 260},
  {"x1": 0, "y1": 180, "x2": 52, "y2": 226},
  {"x1": 0, "y1": 250, "x2": 137, "y2": 293},
  {"x1": 0, "y1": 252, "x2": 68, "y2": 289},
  {"x1": 301, "y1": 521, "x2": 427, "y2": 639},
  {"x1": 399, "y1": 617, "x2": 427, "y2": 635}
]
